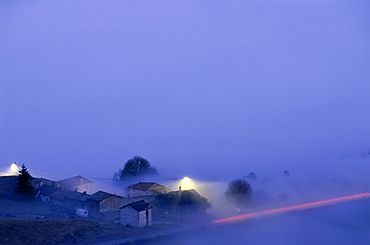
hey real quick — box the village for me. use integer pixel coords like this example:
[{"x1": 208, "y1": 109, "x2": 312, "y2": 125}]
[
  {"x1": 1, "y1": 156, "x2": 369, "y2": 245},
  {"x1": 0, "y1": 164, "x2": 212, "y2": 230},
  {"x1": 2, "y1": 154, "x2": 366, "y2": 245}
]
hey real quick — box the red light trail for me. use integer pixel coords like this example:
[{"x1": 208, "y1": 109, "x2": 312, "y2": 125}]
[
  {"x1": 212, "y1": 213, "x2": 257, "y2": 223},
  {"x1": 212, "y1": 193, "x2": 370, "y2": 223}
]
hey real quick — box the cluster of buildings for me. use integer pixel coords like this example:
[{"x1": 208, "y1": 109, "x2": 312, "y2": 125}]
[{"x1": 0, "y1": 175, "x2": 209, "y2": 227}]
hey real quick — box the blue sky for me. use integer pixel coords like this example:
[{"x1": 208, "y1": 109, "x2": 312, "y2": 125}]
[{"x1": 1, "y1": 0, "x2": 369, "y2": 180}]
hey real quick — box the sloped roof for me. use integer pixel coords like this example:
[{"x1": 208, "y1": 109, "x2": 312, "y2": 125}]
[
  {"x1": 32, "y1": 177, "x2": 56, "y2": 186},
  {"x1": 37, "y1": 185, "x2": 59, "y2": 196},
  {"x1": 37, "y1": 185, "x2": 72, "y2": 200},
  {"x1": 127, "y1": 182, "x2": 170, "y2": 192},
  {"x1": 65, "y1": 191, "x2": 90, "y2": 202},
  {"x1": 166, "y1": 189, "x2": 202, "y2": 199},
  {"x1": 90, "y1": 191, "x2": 123, "y2": 201},
  {"x1": 127, "y1": 182, "x2": 156, "y2": 191},
  {"x1": 0, "y1": 176, "x2": 19, "y2": 184},
  {"x1": 57, "y1": 175, "x2": 93, "y2": 185},
  {"x1": 120, "y1": 200, "x2": 152, "y2": 212}
]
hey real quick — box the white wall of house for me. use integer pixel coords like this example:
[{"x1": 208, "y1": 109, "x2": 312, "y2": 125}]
[
  {"x1": 121, "y1": 206, "x2": 139, "y2": 227},
  {"x1": 120, "y1": 206, "x2": 152, "y2": 227}
]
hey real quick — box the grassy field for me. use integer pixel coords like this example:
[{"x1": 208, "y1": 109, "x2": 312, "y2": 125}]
[
  {"x1": 0, "y1": 199, "x2": 176, "y2": 244},
  {"x1": 0, "y1": 218, "x2": 174, "y2": 245}
]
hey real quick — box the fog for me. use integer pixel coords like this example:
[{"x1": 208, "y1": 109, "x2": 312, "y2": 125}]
[
  {"x1": 1, "y1": 0, "x2": 369, "y2": 243},
  {"x1": 136, "y1": 198, "x2": 370, "y2": 244}
]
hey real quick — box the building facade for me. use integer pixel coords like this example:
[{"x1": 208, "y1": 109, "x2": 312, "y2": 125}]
[{"x1": 120, "y1": 200, "x2": 152, "y2": 227}]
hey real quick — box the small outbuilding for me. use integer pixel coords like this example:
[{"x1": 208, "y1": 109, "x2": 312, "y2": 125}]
[{"x1": 120, "y1": 200, "x2": 152, "y2": 227}]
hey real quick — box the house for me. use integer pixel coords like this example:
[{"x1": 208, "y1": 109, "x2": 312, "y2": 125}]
[
  {"x1": 166, "y1": 189, "x2": 203, "y2": 200},
  {"x1": 152, "y1": 189, "x2": 211, "y2": 220},
  {"x1": 35, "y1": 185, "x2": 72, "y2": 202},
  {"x1": 120, "y1": 200, "x2": 152, "y2": 227},
  {"x1": 0, "y1": 175, "x2": 44, "y2": 198},
  {"x1": 57, "y1": 175, "x2": 93, "y2": 193},
  {"x1": 122, "y1": 195, "x2": 152, "y2": 207},
  {"x1": 0, "y1": 176, "x2": 19, "y2": 198},
  {"x1": 89, "y1": 191, "x2": 124, "y2": 213},
  {"x1": 127, "y1": 182, "x2": 171, "y2": 197},
  {"x1": 36, "y1": 182, "x2": 124, "y2": 217},
  {"x1": 32, "y1": 177, "x2": 58, "y2": 189},
  {"x1": 64, "y1": 191, "x2": 91, "y2": 211}
]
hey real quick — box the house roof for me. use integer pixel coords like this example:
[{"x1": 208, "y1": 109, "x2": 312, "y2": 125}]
[
  {"x1": 57, "y1": 175, "x2": 93, "y2": 185},
  {"x1": 37, "y1": 185, "x2": 59, "y2": 196},
  {"x1": 37, "y1": 185, "x2": 72, "y2": 200},
  {"x1": 32, "y1": 177, "x2": 56, "y2": 186},
  {"x1": 166, "y1": 189, "x2": 202, "y2": 199},
  {"x1": 120, "y1": 200, "x2": 152, "y2": 212},
  {"x1": 90, "y1": 191, "x2": 123, "y2": 201},
  {"x1": 127, "y1": 182, "x2": 170, "y2": 193},
  {"x1": 0, "y1": 176, "x2": 19, "y2": 184},
  {"x1": 65, "y1": 191, "x2": 90, "y2": 202}
]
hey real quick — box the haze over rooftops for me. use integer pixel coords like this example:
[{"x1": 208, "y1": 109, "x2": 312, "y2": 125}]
[
  {"x1": 128, "y1": 182, "x2": 170, "y2": 192},
  {"x1": 58, "y1": 175, "x2": 93, "y2": 185}
]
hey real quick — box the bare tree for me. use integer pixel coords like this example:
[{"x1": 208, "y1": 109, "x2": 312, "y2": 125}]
[{"x1": 225, "y1": 179, "x2": 252, "y2": 205}]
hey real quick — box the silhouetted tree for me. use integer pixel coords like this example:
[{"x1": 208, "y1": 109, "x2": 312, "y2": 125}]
[
  {"x1": 119, "y1": 156, "x2": 158, "y2": 180},
  {"x1": 283, "y1": 170, "x2": 290, "y2": 178},
  {"x1": 14, "y1": 164, "x2": 34, "y2": 198},
  {"x1": 225, "y1": 179, "x2": 252, "y2": 205},
  {"x1": 112, "y1": 171, "x2": 120, "y2": 183},
  {"x1": 245, "y1": 172, "x2": 257, "y2": 180}
]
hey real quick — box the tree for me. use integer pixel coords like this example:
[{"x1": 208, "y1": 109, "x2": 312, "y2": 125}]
[
  {"x1": 283, "y1": 170, "x2": 290, "y2": 178},
  {"x1": 245, "y1": 172, "x2": 257, "y2": 180},
  {"x1": 225, "y1": 179, "x2": 253, "y2": 205},
  {"x1": 14, "y1": 164, "x2": 34, "y2": 199},
  {"x1": 119, "y1": 156, "x2": 158, "y2": 180}
]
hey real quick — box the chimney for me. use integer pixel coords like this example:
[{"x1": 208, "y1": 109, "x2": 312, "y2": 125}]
[{"x1": 179, "y1": 186, "x2": 181, "y2": 191}]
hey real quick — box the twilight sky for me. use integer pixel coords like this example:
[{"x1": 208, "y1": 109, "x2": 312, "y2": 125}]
[{"x1": 1, "y1": 0, "x2": 369, "y2": 181}]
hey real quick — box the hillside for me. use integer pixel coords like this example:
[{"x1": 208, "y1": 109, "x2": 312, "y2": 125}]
[{"x1": 0, "y1": 218, "x2": 173, "y2": 245}]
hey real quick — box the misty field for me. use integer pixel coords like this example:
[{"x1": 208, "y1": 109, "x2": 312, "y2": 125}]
[{"x1": 135, "y1": 198, "x2": 370, "y2": 245}]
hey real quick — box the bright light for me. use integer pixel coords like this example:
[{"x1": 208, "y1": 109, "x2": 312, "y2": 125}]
[
  {"x1": 0, "y1": 162, "x2": 19, "y2": 176},
  {"x1": 180, "y1": 176, "x2": 195, "y2": 190},
  {"x1": 10, "y1": 163, "x2": 18, "y2": 173},
  {"x1": 182, "y1": 176, "x2": 190, "y2": 182}
]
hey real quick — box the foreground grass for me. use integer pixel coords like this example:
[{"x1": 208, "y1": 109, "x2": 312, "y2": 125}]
[{"x1": 0, "y1": 218, "x2": 171, "y2": 245}]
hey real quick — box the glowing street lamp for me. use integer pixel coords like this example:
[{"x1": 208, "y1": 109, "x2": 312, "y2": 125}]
[
  {"x1": 179, "y1": 176, "x2": 194, "y2": 190},
  {"x1": 10, "y1": 163, "x2": 18, "y2": 173},
  {"x1": 0, "y1": 162, "x2": 19, "y2": 176}
]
